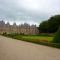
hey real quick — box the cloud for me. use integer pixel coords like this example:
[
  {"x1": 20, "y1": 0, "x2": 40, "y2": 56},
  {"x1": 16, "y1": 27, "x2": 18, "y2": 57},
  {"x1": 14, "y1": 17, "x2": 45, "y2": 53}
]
[{"x1": 0, "y1": 0, "x2": 60, "y2": 26}]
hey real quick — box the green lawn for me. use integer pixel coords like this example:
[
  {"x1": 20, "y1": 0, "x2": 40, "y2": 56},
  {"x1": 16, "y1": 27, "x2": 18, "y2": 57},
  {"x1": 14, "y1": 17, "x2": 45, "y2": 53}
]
[
  {"x1": 22, "y1": 36, "x2": 53, "y2": 41},
  {"x1": 13, "y1": 35, "x2": 53, "y2": 43},
  {"x1": 2, "y1": 33, "x2": 54, "y2": 42},
  {"x1": 2, "y1": 33, "x2": 60, "y2": 48}
]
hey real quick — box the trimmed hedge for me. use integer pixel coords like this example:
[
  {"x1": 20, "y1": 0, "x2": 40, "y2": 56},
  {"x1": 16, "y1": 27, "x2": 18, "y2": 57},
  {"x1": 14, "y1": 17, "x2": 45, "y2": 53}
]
[{"x1": 53, "y1": 27, "x2": 60, "y2": 43}]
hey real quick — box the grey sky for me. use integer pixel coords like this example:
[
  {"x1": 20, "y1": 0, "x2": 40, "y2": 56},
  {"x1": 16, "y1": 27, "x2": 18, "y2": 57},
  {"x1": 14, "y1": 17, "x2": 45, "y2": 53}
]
[{"x1": 0, "y1": 0, "x2": 60, "y2": 25}]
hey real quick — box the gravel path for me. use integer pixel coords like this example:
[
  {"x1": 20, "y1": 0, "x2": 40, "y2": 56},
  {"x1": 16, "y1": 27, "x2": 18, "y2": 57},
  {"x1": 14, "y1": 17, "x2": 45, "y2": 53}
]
[{"x1": 0, "y1": 36, "x2": 60, "y2": 60}]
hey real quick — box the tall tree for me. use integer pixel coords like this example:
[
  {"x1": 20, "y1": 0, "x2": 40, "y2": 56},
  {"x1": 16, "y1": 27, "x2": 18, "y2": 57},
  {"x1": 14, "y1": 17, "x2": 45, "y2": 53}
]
[
  {"x1": 39, "y1": 21, "x2": 49, "y2": 33},
  {"x1": 39, "y1": 15, "x2": 60, "y2": 33},
  {"x1": 48, "y1": 15, "x2": 60, "y2": 33}
]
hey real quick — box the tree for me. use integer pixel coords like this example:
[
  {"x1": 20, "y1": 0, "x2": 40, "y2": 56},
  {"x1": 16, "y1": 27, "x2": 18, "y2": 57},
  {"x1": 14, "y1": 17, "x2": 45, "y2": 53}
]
[
  {"x1": 38, "y1": 15, "x2": 60, "y2": 33},
  {"x1": 39, "y1": 21, "x2": 49, "y2": 33},
  {"x1": 48, "y1": 15, "x2": 60, "y2": 33},
  {"x1": 52, "y1": 27, "x2": 60, "y2": 43}
]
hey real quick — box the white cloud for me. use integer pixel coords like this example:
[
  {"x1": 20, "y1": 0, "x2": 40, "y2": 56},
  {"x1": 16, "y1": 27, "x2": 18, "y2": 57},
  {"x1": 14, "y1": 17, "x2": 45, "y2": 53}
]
[{"x1": 0, "y1": 0, "x2": 60, "y2": 26}]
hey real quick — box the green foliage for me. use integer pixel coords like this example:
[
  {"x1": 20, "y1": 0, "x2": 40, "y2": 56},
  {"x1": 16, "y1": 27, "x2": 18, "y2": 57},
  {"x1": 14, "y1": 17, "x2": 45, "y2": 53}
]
[
  {"x1": 2, "y1": 33, "x2": 60, "y2": 48},
  {"x1": 2, "y1": 32, "x2": 7, "y2": 35},
  {"x1": 48, "y1": 15, "x2": 60, "y2": 33},
  {"x1": 37, "y1": 33, "x2": 54, "y2": 37},
  {"x1": 2, "y1": 33, "x2": 53, "y2": 42},
  {"x1": 39, "y1": 15, "x2": 60, "y2": 33},
  {"x1": 39, "y1": 21, "x2": 49, "y2": 33},
  {"x1": 53, "y1": 27, "x2": 60, "y2": 43}
]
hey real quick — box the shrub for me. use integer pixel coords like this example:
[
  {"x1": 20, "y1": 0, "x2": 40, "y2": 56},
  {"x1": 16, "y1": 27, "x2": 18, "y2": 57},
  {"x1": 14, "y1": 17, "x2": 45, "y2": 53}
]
[
  {"x1": 52, "y1": 27, "x2": 60, "y2": 43},
  {"x1": 2, "y1": 32, "x2": 7, "y2": 36}
]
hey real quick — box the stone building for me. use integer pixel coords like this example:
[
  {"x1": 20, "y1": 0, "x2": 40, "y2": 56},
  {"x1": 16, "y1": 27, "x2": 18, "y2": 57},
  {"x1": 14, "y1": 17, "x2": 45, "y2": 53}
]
[{"x1": 0, "y1": 20, "x2": 39, "y2": 35}]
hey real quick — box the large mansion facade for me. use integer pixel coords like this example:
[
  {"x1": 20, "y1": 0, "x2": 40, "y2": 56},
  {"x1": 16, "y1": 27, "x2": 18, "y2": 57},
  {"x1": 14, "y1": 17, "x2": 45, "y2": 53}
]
[{"x1": 0, "y1": 21, "x2": 39, "y2": 35}]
